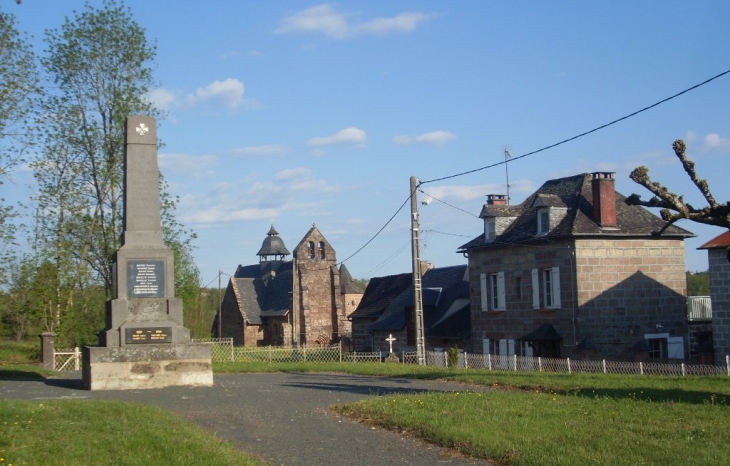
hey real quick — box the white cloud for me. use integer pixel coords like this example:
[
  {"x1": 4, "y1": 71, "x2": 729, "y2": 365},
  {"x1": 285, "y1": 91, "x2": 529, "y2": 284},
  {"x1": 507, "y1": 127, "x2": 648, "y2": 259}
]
[
  {"x1": 275, "y1": 4, "x2": 430, "y2": 40},
  {"x1": 701, "y1": 133, "x2": 730, "y2": 152},
  {"x1": 231, "y1": 145, "x2": 288, "y2": 156},
  {"x1": 146, "y1": 88, "x2": 177, "y2": 111},
  {"x1": 392, "y1": 131, "x2": 456, "y2": 146},
  {"x1": 249, "y1": 50, "x2": 264, "y2": 58},
  {"x1": 159, "y1": 153, "x2": 217, "y2": 177},
  {"x1": 222, "y1": 50, "x2": 241, "y2": 59},
  {"x1": 353, "y1": 12, "x2": 430, "y2": 36},
  {"x1": 421, "y1": 180, "x2": 535, "y2": 203},
  {"x1": 307, "y1": 127, "x2": 367, "y2": 146},
  {"x1": 185, "y1": 78, "x2": 245, "y2": 109},
  {"x1": 177, "y1": 167, "x2": 339, "y2": 226}
]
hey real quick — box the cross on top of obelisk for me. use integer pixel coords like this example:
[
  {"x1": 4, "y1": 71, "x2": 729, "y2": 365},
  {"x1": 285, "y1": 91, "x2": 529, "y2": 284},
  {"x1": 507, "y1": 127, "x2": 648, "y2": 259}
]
[{"x1": 385, "y1": 334, "x2": 396, "y2": 354}]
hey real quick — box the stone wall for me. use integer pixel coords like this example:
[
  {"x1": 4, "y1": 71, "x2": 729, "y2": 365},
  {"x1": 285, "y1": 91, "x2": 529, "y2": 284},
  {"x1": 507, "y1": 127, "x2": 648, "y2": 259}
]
[
  {"x1": 294, "y1": 229, "x2": 339, "y2": 345},
  {"x1": 574, "y1": 238, "x2": 688, "y2": 360},
  {"x1": 468, "y1": 241, "x2": 575, "y2": 355},
  {"x1": 709, "y1": 248, "x2": 730, "y2": 365},
  {"x1": 468, "y1": 238, "x2": 688, "y2": 360}
]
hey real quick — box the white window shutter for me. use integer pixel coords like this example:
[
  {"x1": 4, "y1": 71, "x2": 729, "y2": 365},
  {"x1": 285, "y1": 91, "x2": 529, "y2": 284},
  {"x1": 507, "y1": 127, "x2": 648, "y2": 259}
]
[
  {"x1": 498, "y1": 339, "x2": 507, "y2": 355},
  {"x1": 482, "y1": 338, "x2": 490, "y2": 355},
  {"x1": 497, "y1": 271, "x2": 506, "y2": 310},
  {"x1": 480, "y1": 274, "x2": 488, "y2": 311},
  {"x1": 667, "y1": 337, "x2": 684, "y2": 359},
  {"x1": 507, "y1": 339, "x2": 515, "y2": 356},
  {"x1": 531, "y1": 269, "x2": 540, "y2": 309},
  {"x1": 551, "y1": 266, "x2": 561, "y2": 308}
]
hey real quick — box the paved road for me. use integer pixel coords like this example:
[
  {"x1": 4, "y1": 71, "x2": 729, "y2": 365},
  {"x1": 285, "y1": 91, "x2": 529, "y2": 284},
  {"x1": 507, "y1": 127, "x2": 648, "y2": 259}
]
[{"x1": 1, "y1": 372, "x2": 491, "y2": 465}]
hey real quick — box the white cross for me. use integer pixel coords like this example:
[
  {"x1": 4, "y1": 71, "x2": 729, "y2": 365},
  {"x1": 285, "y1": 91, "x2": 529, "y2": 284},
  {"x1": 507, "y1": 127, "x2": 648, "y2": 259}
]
[
  {"x1": 385, "y1": 333, "x2": 396, "y2": 354},
  {"x1": 135, "y1": 123, "x2": 148, "y2": 136}
]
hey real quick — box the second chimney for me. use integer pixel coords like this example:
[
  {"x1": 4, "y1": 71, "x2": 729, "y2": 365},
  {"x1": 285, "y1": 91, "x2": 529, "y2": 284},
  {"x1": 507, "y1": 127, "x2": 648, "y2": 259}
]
[{"x1": 486, "y1": 194, "x2": 508, "y2": 206}]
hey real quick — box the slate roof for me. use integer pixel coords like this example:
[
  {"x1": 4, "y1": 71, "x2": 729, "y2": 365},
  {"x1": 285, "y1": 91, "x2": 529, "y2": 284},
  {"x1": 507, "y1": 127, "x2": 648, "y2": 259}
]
[
  {"x1": 366, "y1": 265, "x2": 471, "y2": 340},
  {"x1": 257, "y1": 224, "x2": 290, "y2": 258},
  {"x1": 339, "y1": 264, "x2": 365, "y2": 294},
  {"x1": 230, "y1": 261, "x2": 293, "y2": 325},
  {"x1": 348, "y1": 272, "x2": 412, "y2": 320},
  {"x1": 459, "y1": 173, "x2": 694, "y2": 252}
]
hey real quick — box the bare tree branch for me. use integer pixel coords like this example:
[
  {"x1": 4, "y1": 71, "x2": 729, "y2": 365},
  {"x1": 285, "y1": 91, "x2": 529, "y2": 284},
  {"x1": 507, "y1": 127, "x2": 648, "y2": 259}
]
[{"x1": 626, "y1": 139, "x2": 730, "y2": 230}]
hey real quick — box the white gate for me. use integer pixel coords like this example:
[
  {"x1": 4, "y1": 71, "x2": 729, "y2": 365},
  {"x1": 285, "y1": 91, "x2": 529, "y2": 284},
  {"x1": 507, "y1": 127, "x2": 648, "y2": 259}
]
[{"x1": 54, "y1": 347, "x2": 81, "y2": 371}]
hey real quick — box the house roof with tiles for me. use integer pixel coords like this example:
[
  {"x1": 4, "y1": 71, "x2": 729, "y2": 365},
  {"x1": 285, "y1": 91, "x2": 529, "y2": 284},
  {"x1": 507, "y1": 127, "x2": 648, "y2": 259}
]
[
  {"x1": 367, "y1": 265, "x2": 470, "y2": 338},
  {"x1": 459, "y1": 172, "x2": 694, "y2": 252}
]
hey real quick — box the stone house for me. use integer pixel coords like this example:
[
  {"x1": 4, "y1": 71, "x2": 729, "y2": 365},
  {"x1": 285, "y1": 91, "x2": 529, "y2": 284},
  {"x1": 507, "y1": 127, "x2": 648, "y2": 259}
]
[
  {"x1": 698, "y1": 230, "x2": 730, "y2": 365},
  {"x1": 215, "y1": 225, "x2": 364, "y2": 346},
  {"x1": 458, "y1": 172, "x2": 694, "y2": 361},
  {"x1": 349, "y1": 264, "x2": 471, "y2": 354}
]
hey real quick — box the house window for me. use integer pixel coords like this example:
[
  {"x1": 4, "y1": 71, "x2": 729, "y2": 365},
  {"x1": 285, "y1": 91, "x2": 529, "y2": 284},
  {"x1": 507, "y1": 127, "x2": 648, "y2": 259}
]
[
  {"x1": 648, "y1": 338, "x2": 666, "y2": 359},
  {"x1": 532, "y1": 267, "x2": 561, "y2": 309},
  {"x1": 307, "y1": 241, "x2": 315, "y2": 259},
  {"x1": 483, "y1": 338, "x2": 515, "y2": 355},
  {"x1": 484, "y1": 218, "x2": 496, "y2": 242},
  {"x1": 480, "y1": 273, "x2": 488, "y2": 311},
  {"x1": 318, "y1": 241, "x2": 325, "y2": 259},
  {"x1": 490, "y1": 272, "x2": 505, "y2": 310},
  {"x1": 537, "y1": 208, "x2": 550, "y2": 235}
]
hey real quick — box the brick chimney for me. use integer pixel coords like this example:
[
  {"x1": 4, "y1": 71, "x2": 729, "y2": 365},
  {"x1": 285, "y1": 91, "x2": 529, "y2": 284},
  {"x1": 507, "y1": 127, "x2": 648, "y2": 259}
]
[
  {"x1": 486, "y1": 194, "x2": 508, "y2": 206},
  {"x1": 591, "y1": 172, "x2": 617, "y2": 227}
]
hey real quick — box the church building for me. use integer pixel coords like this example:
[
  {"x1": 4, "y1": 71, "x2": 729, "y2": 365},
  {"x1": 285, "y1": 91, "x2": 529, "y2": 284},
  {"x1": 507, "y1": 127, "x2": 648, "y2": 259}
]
[{"x1": 215, "y1": 224, "x2": 363, "y2": 347}]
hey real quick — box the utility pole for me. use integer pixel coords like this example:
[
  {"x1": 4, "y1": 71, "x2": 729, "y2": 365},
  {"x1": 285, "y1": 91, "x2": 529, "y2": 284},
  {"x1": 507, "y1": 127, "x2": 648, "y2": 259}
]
[
  {"x1": 217, "y1": 270, "x2": 222, "y2": 338},
  {"x1": 410, "y1": 176, "x2": 426, "y2": 365}
]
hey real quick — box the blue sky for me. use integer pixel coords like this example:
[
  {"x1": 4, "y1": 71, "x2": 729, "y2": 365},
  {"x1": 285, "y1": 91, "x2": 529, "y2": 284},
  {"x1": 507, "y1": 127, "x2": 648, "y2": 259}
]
[{"x1": 8, "y1": 1, "x2": 730, "y2": 284}]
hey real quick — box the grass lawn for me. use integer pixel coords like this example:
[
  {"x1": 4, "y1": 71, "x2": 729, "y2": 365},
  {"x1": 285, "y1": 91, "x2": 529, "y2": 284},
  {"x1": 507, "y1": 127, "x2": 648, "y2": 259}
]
[
  {"x1": 0, "y1": 399, "x2": 264, "y2": 466},
  {"x1": 2, "y1": 344, "x2": 729, "y2": 465},
  {"x1": 217, "y1": 361, "x2": 730, "y2": 465}
]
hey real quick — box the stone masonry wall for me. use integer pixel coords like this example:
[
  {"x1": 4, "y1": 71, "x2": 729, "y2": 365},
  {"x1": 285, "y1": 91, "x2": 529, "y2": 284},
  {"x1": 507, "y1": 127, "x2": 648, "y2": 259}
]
[
  {"x1": 574, "y1": 238, "x2": 688, "y2": 360},
  {"x1": 295, "y1": 229, "x2": 338, "y2": 345},
  {"x1": 469, "y1": 241, "x2": 575, "y2": 355},
  {"x1": 709, "y1": 248, "x2": 730, "y2": 365}
]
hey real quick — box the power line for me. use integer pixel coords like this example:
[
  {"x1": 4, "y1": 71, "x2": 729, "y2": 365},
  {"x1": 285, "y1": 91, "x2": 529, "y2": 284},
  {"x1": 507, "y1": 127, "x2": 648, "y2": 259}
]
[
  {"x1": 339, "y1": 68, "x2": 730, "y2": 268},
  {"x1": 420, "y1": 68, "x2": 730, "y2": 186},
  {"x1": 418, "y1": 188, "x2": 480, "y2": 218},
  {"x1": 338, "y1": 191, "x2": 412, "y2": 266}
]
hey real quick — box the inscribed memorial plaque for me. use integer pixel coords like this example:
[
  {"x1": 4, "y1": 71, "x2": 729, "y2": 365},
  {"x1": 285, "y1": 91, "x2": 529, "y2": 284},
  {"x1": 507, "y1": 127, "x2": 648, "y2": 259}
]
[
  {"x1": 125, "y1": 327, "x2": 172, "y2": 344},
  {"x1": 127, "y1": 260, "x2": 165, "y2": 298}
]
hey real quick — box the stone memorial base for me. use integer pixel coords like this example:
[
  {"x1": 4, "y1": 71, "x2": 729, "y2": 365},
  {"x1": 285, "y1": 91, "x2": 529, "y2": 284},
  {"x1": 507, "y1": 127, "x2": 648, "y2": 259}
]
[
  {"x1": 385, "y1": 352, "x2": 400, "y2": 363},
  {"x1": 82, "y1": 343, "x2": 213, "y2": 391}
]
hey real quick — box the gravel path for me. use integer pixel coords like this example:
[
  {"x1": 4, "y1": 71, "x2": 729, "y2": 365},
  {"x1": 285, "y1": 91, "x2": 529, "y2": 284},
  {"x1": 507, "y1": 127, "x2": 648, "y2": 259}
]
[{"x1": 1, "y1": 372, "x2": 491, "y2": 465}]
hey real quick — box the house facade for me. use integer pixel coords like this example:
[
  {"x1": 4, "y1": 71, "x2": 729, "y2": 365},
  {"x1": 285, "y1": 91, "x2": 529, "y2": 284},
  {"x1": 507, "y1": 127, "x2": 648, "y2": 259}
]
[
  {"x1": 698, "y1": 230, "x2": 730, "y2": 366},
  {"x1": 216, "y1": 225, "x2": 363, "y2": 346},
  {"x1": 459, "y1": 172, "x2": 694, "y2": 361}
]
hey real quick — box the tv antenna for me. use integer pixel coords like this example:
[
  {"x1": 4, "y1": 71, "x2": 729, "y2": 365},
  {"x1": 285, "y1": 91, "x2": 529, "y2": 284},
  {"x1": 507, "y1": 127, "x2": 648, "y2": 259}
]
[{"x1": 504, "y1": 147, "x2": 512, "y2": 205}]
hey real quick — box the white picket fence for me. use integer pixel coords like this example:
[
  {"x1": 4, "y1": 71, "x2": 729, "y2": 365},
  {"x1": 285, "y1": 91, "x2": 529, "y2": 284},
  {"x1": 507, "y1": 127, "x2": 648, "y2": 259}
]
[{"x1": 192, "y1": 339, "x2": 730, "y2": 377}]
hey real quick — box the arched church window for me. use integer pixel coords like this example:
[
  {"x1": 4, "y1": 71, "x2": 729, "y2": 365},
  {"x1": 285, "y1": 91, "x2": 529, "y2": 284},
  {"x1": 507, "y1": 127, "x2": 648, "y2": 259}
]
[
  {"x1": 308, "y1": 241, "x2": 315, "y2": 259},
  {"x1": 318, "y1": 241, "x2": 325, "y2": 259}
]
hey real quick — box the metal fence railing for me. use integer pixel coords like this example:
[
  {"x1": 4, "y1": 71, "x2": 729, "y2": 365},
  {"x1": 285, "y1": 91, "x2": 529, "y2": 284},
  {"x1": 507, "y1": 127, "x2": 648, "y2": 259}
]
[
  {"x1": 687, "y1": 296, "x2": 712, "y2": 321},
  {"x1": 192, "y1": 339, "x2": 730, "y2": 377}
]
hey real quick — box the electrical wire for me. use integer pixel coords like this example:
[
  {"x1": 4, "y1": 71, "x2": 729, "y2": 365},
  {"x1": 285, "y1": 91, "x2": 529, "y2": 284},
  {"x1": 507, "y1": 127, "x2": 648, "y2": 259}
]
[
  {"x1": 338, "y1": 67, "x2": 730, "y2": 267},
  {"x1": 420, "y1": 68, "x2": 730, "y2": 186}
]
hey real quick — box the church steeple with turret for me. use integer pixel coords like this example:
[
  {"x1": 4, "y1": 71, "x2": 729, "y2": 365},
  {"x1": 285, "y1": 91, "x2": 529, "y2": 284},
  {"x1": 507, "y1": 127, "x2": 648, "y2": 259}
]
[{"x1": 256, "y1": 224, "x2": 290, "y2": 263}]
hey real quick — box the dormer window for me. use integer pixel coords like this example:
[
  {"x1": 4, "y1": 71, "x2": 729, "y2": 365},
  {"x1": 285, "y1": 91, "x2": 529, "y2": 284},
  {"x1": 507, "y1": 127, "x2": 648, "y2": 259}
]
[
  {"x1": 537, "y1": 208, "x2": 550, "y2": 235},
  {"x1": 484, "y1": 218, "x2": 496, "y2": 242}
]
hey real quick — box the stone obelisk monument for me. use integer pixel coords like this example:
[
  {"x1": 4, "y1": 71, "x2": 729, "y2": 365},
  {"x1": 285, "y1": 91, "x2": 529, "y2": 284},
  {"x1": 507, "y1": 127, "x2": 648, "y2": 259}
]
[{"x1": 82, "y1": 115, "x2": 213, "y2": 391}]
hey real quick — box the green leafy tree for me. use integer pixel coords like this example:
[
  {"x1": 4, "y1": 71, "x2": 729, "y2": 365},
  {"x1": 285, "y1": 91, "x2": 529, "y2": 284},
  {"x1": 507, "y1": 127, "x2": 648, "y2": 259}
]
[
  {"x1": 686, "y1": 271, "x2": 710, "y2": 297},
  {"x1": 30, "y1": 0, "x2": 198, "y2": 345},
  {"x1": 0, "y1": 6, "x2": 38, "y2": 285}
]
